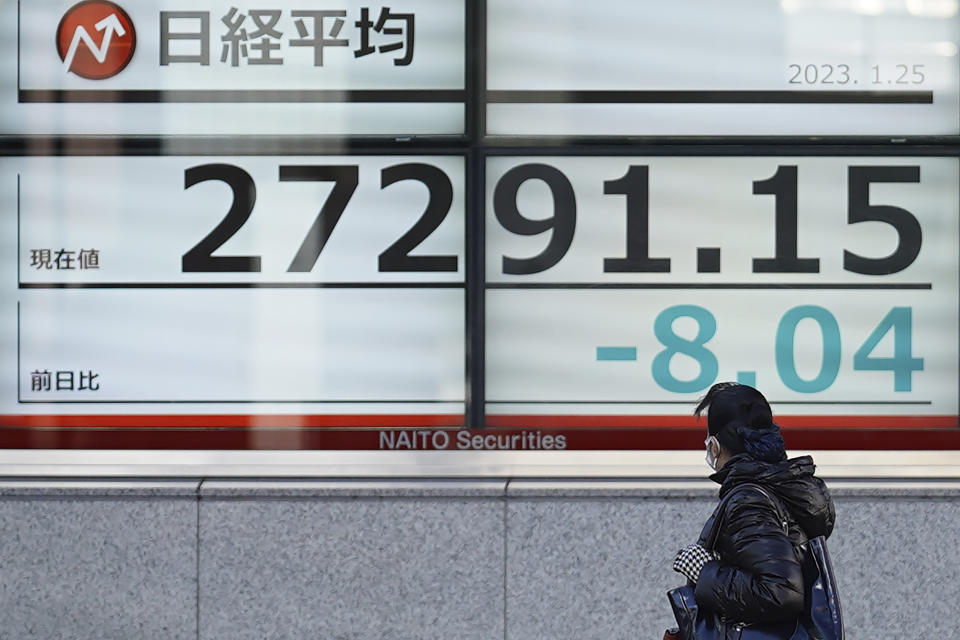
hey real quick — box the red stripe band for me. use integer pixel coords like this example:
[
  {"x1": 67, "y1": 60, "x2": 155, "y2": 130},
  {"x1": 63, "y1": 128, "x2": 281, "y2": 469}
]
[
  {"x1": 0, "y1": 415, "x2": 957, "y2": 450},
  {"x1": 1, "y1": 414, "x2": 954, "y2": 429}
]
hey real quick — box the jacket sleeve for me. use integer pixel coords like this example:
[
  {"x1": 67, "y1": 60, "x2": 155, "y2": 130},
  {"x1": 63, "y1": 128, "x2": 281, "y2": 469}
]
[{"x1": 693, "y1": 489, "x2": 805, "y2": 623}]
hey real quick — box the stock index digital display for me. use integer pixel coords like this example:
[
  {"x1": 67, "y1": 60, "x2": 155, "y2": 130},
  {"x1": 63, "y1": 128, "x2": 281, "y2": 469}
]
[
  {"x1": 1, "y1": 0, "x2": 959, "y2": 453},
  {"x1": 484, "y1": 156, "x2": 959, "y2": 430}
]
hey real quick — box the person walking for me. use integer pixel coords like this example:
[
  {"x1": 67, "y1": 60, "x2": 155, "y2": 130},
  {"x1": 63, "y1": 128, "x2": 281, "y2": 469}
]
[{"x1": 670, "y1": 382, "x2": 837, "y2": 636}]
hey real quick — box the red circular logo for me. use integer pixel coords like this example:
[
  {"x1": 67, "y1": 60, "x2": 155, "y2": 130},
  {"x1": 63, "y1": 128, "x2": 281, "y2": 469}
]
[{"x1": 56, "y1": 1, "x2": 136, "y2": 80}]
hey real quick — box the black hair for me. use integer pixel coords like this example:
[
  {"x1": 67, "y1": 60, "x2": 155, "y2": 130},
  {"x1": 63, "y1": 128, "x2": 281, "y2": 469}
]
[{"x1": 694, "y1": 382, "x2": 786, "y2": 463}]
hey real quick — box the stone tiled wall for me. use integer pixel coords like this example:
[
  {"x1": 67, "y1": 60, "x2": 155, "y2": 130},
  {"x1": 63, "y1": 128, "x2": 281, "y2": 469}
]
[{"x1": 0, "y1": 478, "x2": 956, "y2": 639}]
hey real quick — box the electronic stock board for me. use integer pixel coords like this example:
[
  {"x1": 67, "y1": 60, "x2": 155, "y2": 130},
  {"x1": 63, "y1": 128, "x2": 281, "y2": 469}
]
[{"x1": 2, "y1": 0, "x2": 959, "y2": 455}]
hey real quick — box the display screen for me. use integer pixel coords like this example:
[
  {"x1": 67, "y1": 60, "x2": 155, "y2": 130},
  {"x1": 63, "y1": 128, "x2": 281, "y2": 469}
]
[
  {"x1": 2, "y1": 2, "x2": 958, "y2": 456},
  {"x1": 4, "y1": 0, "x2": 466, "y2": 135},
  {"x1": 485, "y1": 156, "x2": 959, "y2": 427},
  {"x1": 487, "y1": 0, "x2": 960, "y2": 136},
  {"x1": 2, "y1": 156, "x2": 466, "y2": 429}
]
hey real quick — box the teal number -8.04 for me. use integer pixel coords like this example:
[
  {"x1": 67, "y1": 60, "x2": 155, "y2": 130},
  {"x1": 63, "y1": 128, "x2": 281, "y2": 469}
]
[
  {"x1": 652, "y1": 305, "x2": 922, "y2": 395},
  {"x1": 853, "y1": 307, "x2": 923, "y2": 392},
  {"x1": 776, "y1": 306, "x2": 842, "y2": 393},
  {"x1": 652, "y1": 305, "x2": 718, "y2": 393}
]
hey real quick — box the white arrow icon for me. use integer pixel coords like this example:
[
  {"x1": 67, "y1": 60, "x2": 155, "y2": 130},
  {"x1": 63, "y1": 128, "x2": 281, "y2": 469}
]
[{"x1": 62, "y1": 13, "x2": 127, "y2": 73}]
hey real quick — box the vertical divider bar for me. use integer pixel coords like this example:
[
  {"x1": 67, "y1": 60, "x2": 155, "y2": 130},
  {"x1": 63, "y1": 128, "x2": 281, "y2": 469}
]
[
  {"x1": 502, "y1": 482, "x2": 509, "y2": 640},
  {"x1": 466, "y1": 148, "x2": 486, "y2": 429},
  {"x1": 465, "y1": 0, "x2": 487, "y2": 428},
  {"x1": 195, "y1": 484, "x2": 202, "y2": 640},
  {"x1": 473, "y1": 0, "x2": 488, "y2": 141},
  {"x1": 16, "y1": 174, "x2": 22, "y2": 403},
  {"x1": 16, "y1": 1, "x2": 20, "y2": 93},
  {"x1": 16, "y1": 301, "x2": 21, "y2": 403},
  {"x1": 17, "y1": 173, "x2": 21, "y2": 286}
]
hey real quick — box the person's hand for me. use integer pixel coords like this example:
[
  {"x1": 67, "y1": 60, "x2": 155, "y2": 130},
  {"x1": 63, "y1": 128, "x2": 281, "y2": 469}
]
[{"x1": 672, "y1": 544, "x2": 720, "y2": 584}]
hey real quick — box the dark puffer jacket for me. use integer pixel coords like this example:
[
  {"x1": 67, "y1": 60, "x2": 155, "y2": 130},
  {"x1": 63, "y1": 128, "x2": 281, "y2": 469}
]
[{"x1": 693, "y1": 454, "x2": 835, "y2": 624}]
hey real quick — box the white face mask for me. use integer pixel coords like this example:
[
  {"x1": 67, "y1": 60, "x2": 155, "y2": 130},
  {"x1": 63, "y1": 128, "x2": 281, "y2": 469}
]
[{"x1": 704, "y1": 435, "x2": 720, "y2": 471}]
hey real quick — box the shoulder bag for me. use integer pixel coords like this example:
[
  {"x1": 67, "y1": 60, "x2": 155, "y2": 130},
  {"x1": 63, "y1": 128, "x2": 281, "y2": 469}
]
[{"x1": 665, "y1": 483, "x2": 843, "y2": 640}]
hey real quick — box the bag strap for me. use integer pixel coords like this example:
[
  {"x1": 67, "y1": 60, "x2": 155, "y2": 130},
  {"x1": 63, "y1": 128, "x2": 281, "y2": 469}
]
[
  {"x1": 738, "y1": 483, "x2": 790, "y2": 535},
  {"x1": 703, "y1": 483, "x2": 789, "y2": 551},
  {"x1": 702, "y1": 486, "x2": 739, "y2": 550}
]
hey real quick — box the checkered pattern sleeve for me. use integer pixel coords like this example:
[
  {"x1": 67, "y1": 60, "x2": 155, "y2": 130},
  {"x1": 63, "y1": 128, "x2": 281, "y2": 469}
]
[{"x1": 672, "y1": 544, "x2": 721, "y2": 584}]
